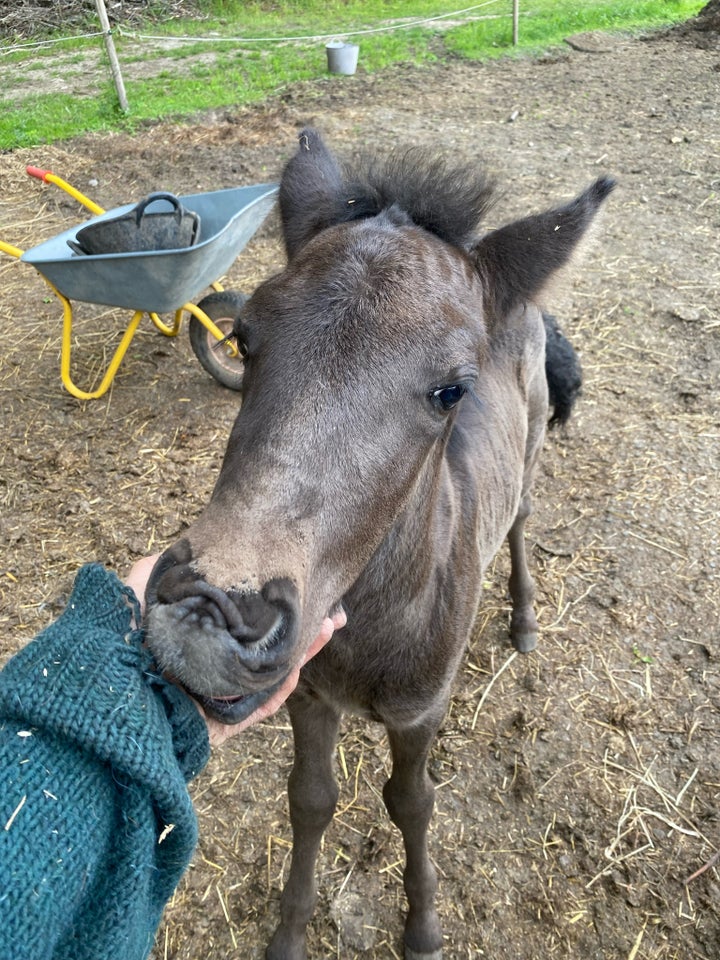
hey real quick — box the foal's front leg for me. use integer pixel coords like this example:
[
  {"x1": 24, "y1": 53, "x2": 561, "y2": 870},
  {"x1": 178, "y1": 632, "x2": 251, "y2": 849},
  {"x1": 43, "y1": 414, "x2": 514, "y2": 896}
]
[
  {"x1": 507, "y1": 490, "x2": 539, "y2": 653},
  {"x1": 383, "y1": 718, "x2": 446, "y2": 960},
  {"x1": 266, "y1": 690, "x2": 341, "y2": 960}
]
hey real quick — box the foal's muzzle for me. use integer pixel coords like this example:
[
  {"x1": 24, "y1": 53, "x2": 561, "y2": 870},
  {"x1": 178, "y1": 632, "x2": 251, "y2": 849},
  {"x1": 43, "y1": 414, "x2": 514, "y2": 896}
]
[{"x1": 144, "y1": 542, "x2": 301, "y2": 723}]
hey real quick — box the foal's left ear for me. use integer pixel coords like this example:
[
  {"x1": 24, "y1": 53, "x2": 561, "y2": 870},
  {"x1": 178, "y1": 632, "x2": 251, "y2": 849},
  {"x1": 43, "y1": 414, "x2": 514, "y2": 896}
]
[
  {"x1": 471, "y1": 177, "x2": 616, "y2": 321},
  {"x1": 279, "y1": 128, "x2": 345, "y2": 259}
]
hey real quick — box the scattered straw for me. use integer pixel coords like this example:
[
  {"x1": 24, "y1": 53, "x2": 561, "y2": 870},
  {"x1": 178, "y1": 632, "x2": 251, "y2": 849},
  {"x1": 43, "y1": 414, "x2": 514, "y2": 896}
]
[
  {"x1": 471, "y1": 651, "x2": 517, "y2": 730},
  {"x1": 4, "y1": 794, "x2": 26, "y2": 831}
]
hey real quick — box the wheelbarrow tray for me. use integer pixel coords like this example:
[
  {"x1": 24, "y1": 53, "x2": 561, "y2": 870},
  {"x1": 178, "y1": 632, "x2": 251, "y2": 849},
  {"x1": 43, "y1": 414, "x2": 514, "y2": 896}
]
[{"x1": 21, "y1": 183, "x2": 278, "y2": 313}]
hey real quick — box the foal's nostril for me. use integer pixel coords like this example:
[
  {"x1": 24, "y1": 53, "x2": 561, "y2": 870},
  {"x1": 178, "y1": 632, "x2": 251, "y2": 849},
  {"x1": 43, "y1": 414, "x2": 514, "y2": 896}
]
[{"x1": 146, "y1": 540, "x2": 193, "y2": 607}]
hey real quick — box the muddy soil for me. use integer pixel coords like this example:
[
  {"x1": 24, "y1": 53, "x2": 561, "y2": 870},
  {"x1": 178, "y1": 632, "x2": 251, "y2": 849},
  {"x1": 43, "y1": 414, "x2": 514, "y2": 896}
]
[{"x1": 1, "y1": 25, "x2": 718, "y2": 960}]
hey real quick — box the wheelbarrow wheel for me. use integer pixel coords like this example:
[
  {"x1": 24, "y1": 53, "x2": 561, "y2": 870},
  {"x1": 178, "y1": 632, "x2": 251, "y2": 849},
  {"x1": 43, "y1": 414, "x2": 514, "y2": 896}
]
[{"x1": 189, "y1": 290, "x2": 248, "y2": 391}]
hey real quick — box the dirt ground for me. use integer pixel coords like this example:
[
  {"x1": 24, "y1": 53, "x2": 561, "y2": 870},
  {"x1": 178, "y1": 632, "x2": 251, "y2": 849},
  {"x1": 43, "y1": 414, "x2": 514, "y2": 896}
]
[{"x1": 1, "y1": 19, "x2": 719, "y2": 960}]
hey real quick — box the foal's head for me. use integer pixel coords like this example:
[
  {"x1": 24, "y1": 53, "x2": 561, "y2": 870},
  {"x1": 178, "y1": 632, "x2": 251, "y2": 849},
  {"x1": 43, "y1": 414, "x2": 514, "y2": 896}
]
[{"x1": 145, "y1": 128, "x2": 614, "y2": 721}]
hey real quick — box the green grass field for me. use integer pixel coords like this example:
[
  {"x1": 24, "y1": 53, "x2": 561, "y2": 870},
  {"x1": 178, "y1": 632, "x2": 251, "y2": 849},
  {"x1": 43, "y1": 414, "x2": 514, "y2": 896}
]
[{"x1": 0, "y1": 0, "x2": 705, "y2": 149}]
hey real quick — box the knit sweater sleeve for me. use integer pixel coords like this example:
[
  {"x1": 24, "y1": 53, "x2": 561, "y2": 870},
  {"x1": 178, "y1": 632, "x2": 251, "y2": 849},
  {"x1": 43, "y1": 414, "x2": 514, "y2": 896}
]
[{"x1": 0, "y1": 563, "x2": 211, "y2": 960}]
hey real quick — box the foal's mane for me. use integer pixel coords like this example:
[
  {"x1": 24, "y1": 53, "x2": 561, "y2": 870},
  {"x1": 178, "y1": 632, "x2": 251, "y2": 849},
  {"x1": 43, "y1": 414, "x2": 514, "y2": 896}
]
[{"x1": 339, "y1": 149, "x2": 496, "y2": 249}]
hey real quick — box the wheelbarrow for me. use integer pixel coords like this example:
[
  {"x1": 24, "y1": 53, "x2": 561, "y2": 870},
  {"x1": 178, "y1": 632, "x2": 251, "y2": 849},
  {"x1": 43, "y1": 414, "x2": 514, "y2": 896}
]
[{"x1": 0, "y1": 167, "x2": 278, "y2": 399}]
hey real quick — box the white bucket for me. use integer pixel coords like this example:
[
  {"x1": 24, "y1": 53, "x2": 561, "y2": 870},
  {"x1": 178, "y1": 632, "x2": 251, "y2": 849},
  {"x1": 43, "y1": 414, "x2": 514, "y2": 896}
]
[{"x1": 326, "y1": 41, "x2": 359, "y2": 76}]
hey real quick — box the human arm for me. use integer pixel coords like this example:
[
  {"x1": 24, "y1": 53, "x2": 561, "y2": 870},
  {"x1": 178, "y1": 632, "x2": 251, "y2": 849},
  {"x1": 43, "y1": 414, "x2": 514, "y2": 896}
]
[
  {"x1": 0, "y1": 563, "x2": 207, "y2": 960},
  {"x1": 0, "y1": 557, "x2": 343, "y2": 960}
]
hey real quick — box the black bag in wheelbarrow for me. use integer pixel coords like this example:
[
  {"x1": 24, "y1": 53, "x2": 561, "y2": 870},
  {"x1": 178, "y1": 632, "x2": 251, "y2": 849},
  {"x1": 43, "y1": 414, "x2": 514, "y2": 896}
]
[{"x1": 68, "y1": 192, "x2": 201, "y2": 255}]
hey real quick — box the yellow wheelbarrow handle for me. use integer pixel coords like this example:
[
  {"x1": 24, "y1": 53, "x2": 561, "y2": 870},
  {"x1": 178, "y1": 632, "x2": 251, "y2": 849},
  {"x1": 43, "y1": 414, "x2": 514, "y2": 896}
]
[
  {"x1": 26, "y1": 166, "x2": 105, "y2": 216},
  {"x1": 0, "y1": 240, "x2": 24, "y2": 259}
]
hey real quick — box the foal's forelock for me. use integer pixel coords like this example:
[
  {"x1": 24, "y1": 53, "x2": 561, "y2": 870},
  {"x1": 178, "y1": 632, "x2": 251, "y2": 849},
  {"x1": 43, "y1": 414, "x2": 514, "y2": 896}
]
[{"x1": 280, "y1": 137, "x2": 497, "y2": 259}]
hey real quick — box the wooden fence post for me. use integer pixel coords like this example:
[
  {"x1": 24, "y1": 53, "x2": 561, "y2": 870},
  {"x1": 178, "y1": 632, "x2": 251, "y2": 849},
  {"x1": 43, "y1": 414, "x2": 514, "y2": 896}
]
[{"x1": 95, "y1": 0, "x2": 129, "y2": 112}]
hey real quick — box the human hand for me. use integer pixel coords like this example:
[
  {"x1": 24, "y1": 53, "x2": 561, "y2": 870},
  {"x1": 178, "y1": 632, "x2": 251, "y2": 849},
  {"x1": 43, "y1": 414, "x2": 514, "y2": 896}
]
[
  {"x1": 123, "y1": 555, "x2": 346, "y2": 746},
  {"x1": 123, "y1": 554, "x2": 160, "y2": 623}
]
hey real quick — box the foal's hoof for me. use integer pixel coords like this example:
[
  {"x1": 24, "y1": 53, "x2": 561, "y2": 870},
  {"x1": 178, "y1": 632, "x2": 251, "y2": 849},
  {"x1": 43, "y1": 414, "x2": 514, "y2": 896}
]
[
  {"x1": 511, "y1": 629, "x2": 537, "y2": 653},
  {"x1": 405, "y1": 948, "x2": 443, "y2": 960}
]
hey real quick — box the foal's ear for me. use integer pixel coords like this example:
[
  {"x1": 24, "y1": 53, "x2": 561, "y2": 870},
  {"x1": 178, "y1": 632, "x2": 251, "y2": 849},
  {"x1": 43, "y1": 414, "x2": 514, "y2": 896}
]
[
  {"x1": 279, "y1": 128, "x2": 345, "y2": 259},
  {"x1": 471, "y1": 177, "x2": 616, "y2": 321}
]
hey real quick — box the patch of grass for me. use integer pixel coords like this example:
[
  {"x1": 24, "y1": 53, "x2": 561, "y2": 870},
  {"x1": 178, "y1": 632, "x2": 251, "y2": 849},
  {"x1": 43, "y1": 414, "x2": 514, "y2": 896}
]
[
  {"x1": 0, "y1": 0, "x2": 705, "y2": 149},
  {"x1": 5, "y1": 90, "x2": 124, "y2": 147},
  {"x1": 445, "y1": 0, "x2": 705, "y2": 58}
]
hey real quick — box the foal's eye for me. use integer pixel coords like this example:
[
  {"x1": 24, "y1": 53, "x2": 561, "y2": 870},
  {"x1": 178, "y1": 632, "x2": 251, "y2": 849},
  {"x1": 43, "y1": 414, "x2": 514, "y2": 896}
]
[
  {"x1": 429, "y1": 384, "x2": 467, "y2": 412},
  {"x1": 214, "y1": 334, "x2": 248, "y2": 360}
]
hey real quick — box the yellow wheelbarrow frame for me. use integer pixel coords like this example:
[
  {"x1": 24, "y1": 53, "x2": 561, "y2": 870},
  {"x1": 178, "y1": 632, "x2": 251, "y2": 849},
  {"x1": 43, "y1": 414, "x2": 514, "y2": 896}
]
[{"x1": 0, "y1": 167, "x2": 277, "y2": 400}]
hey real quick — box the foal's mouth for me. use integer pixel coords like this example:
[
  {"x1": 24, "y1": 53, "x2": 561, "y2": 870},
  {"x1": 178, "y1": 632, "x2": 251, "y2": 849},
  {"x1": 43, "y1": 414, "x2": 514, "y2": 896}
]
[
  {"x1": 167, "y1": 600, "x2": 345, "y2": 725},
  {"x1": 194, "y1": 679, "x2": 288, "y2": 724},
  {"x1": 152, "y1": 615, "x2": 294, "y2": 725},
  {"x1": 148, "y1": 594, "x2": 345, "y2": 725}
]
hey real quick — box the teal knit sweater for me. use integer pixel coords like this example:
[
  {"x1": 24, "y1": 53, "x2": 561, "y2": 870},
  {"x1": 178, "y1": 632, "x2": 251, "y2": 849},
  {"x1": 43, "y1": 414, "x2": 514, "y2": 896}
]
[{"x1": 0, "y1": 564, "x2": 210, "y2": 960}]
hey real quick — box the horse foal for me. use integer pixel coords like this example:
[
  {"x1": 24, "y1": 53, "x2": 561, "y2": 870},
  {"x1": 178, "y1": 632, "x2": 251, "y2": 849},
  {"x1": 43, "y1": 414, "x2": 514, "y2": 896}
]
[{"x1": 146, "y1": 129, "x2": 614, "y2": 959}]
